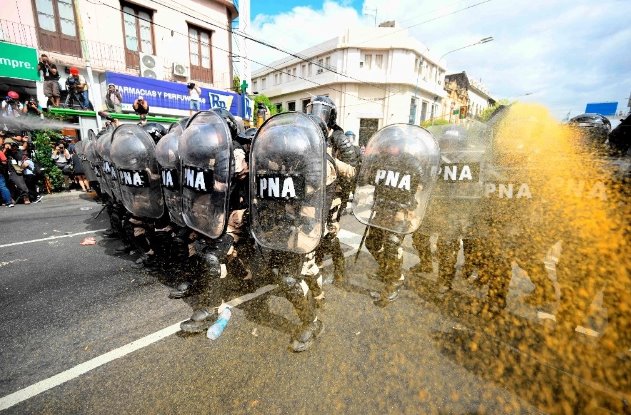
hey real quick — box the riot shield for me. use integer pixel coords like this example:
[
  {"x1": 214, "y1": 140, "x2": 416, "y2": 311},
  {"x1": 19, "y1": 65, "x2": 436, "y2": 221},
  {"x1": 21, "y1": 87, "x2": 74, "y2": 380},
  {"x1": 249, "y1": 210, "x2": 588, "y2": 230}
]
[
  {"x1": 179, "y1": 111, "x2": 233, "y2": 239},
  {"x1": 78, "y1": 131, "x2": 97, "y2": 182},
  {"x1": 94, "y1": 129, "x2": 115, "y2": 198},
  {"x1": 249, "y1": 112, "x2": 327, "y2": 254},
  {"x1": 352, "y1": 124, "x2": 440, "y2": 235},
  {"x1": 110, "y1": 124, "x2": 165, "y2": 219},
  {"x1": 98, "y1": 129, "x2": 124, "y2": 202},
  {"x1": 419, "y1": 121, "x2": 493, "y2": 239},
  {"x1": 85, "y1": 130, "x2": 103, "y2": 186},
  {"x1": 155, "y1": 120, "x2": 186, "y2": 226}
]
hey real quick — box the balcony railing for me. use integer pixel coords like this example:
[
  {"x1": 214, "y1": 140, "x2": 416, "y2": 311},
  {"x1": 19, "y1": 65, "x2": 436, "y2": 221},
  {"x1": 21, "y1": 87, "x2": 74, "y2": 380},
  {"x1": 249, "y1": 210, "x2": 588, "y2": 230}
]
[{"x1": 0, "y1": 19, "x2": 38, "y2": 48}]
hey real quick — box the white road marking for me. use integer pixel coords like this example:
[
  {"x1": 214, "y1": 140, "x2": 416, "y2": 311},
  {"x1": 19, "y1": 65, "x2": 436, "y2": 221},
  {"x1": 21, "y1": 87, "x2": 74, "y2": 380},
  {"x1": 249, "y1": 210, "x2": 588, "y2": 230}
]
[
  {"x1": 0, "y1": 226, "x2": 620, "y2": 410},
  {"x1": 0, "y1": 230, "x2": 107, "y2": 249},
  {"x1": 0, "y1": 259, "x2": 28, "y2": 268}
]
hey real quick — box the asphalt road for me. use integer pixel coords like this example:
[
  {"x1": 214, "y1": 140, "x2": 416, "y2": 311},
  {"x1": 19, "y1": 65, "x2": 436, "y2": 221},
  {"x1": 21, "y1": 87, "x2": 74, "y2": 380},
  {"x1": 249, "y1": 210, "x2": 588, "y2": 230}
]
[{"x1": 0, "y1": 192, "x2": 628, "y2": 414}]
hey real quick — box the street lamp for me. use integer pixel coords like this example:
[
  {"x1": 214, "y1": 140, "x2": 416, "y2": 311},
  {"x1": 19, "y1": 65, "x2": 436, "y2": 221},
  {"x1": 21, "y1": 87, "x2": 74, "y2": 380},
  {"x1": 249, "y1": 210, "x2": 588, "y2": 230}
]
[{"x1": 439, "y1": 36, "x2": 494, "y2": 61}]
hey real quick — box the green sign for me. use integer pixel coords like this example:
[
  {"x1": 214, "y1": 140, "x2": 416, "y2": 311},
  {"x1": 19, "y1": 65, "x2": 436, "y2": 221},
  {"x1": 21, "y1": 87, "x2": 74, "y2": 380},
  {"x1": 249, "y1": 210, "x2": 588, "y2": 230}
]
[{"x1": 0, "y1": 41, "x2": 39, "y2": 81}]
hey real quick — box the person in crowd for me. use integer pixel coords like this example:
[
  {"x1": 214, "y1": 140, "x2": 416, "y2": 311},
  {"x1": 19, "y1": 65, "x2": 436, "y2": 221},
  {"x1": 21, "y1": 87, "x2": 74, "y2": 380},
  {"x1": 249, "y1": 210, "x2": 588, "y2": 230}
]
[
  {"x1": 105, "y1": 83, "x2": 123, "y2": 113},
  {"x1": 52, "y1": 142, "x2": 72, "y2": 190},
  {"x1": 187, "y1": 82, "x2": 201, "y2": 116},
  {"x1": 19, "y1": 151, "x2": 42, "y2": 203},
  {"x1": 71, "y1": 144, "x2": 90, "y2": 192},
  {"x1": 3, "y1": 140, "x2": 31, "y2": 204},
  {"x1": 133, "y1": 96, "x2": 149, "y2": 124},
  {"x1": 37, "y1": 54, "x2": 61, "y2": 107},
  {"x1": 22, "y1": 97, "x2": 42, "y2": 117},
  {"x1": 65, "y1": 68, "x2": 89, "y2": 109},
  {"x1": 0, "y1": 135, "x2": 15, "y2": 207},
  {"x1": 1, "y1": 91, "x2": 23, "y2": 117}
]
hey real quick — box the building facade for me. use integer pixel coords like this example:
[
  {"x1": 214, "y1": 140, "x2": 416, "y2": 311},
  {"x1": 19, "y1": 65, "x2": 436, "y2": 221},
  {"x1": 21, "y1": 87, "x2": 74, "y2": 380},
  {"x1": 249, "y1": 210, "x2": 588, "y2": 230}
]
[
  {"x1": 0, "y1": 0, "x2": 238, "y2": 117},
  {"x1": 442, "y1": 71, "x2": 494, "y2": 122},
  {"x1": 251, "y1": 25, "x2": 447, "y2": 145}
]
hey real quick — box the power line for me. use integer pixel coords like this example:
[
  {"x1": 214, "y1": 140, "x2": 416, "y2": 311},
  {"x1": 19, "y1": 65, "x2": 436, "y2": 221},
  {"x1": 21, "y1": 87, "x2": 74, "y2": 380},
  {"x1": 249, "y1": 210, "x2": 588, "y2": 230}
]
[
  {"x1": 86, "y1": 0, "x2": 387, "y2": 105},
  {"x1": 146, "y1": 0, "x2": 402, "y2": 97}
]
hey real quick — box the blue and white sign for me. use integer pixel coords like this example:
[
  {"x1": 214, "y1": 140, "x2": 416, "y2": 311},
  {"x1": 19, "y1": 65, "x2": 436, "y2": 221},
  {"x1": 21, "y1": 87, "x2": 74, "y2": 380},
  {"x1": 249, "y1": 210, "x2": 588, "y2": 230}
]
[
  {"x1": 585, "y1": 102, "x2": 618, "y2": 116},
  {"x1": 105, "y1": 71, "x2": 240, "y2": 115}
]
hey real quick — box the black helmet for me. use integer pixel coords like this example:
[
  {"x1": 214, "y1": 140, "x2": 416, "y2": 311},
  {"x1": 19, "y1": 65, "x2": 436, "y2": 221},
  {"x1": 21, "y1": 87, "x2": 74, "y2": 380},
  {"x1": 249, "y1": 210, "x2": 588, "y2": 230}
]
[
  {"x1": 142, "y1": 122, "x2": 168, "y2": 143},
  {"x1": 307, "y1": 96, "x2": 337, "y2": 129},
  {"x1": 236, "y1": 127, "x2": 257, "y2": 146},
  {"x1": 212, "y1": 108, "x2": 243, "y2": 140}
]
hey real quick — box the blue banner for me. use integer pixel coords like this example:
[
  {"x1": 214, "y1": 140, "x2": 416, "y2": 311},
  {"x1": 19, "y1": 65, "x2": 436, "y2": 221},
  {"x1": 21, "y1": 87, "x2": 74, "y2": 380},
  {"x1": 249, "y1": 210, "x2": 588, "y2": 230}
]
[
  {"x1": 585, "y1": 102, "x2": 618, "y2": 116},
  {"x1": 105, "y1": 71, "x2": 240, "y2": 115}
]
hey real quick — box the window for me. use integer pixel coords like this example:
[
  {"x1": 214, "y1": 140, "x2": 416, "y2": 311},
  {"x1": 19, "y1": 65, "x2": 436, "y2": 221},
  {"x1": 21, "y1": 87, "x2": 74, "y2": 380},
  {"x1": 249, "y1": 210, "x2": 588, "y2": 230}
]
[
  {"x1": 302, "y1": 99, "x2": 310, "y2": 113},
  {"x1": 188, "y1": 24, "x2": 213, "y2": 83},
  {"x1": 318, "y1": 58, "x2": 324, "y2": 67},
  {"x1": 275, "y1": 103, "x2": 282, "y2": 113},
  {"x1": 414, "y1": 58, "x2": 419, "y2": 72},
  {"x1": 261, "y1": 77, "x2": 266, "y2": 89},
  {"x1": 365, "y1": 54, "x2": 372, "y2": 69},
  {"x1": 121, "y1": 2, "x2": 154, "y2": 68},
  {"x1": 409, "y1": 97, "x2": 417, "y2": 125},
  {"x1": 325, "y1": 56, "x2": 330, "y2": 68},
  {"x1": 252, "y1": 80, "x2": 257, "y2": 91},
  {"x1": 292, "y1": 68, "x2": 297, "y2": 78},
  {"x1": 287, "y1": 101, "x2": 296, "y2": 111},
  {"x1": 33, "y1": 0, "x2": 81, "y2": 56},
  {"x1": 375, "y1": 54, "x2": 383, "y2": 69},
  {"x1": 301, "y1": 64, "x2": 306, "y2": 76},
  {"x1": 274, "y1": 73, "x2": 279, "y2": 85},
  {"x1": 308, "y1": 63, "x2": 312, "y2": 76}
]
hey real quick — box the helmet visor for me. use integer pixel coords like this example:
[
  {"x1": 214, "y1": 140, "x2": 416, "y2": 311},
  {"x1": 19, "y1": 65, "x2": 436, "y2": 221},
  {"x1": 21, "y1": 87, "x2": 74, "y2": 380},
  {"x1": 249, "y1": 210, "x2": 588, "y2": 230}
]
[{"x1": 307, "y1": 101, "x2": 333, "y2": 126}]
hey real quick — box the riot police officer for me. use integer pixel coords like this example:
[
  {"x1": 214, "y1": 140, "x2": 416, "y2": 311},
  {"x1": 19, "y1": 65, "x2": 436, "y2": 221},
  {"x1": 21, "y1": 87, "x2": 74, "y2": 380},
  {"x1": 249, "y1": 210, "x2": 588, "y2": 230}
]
[
  {"x1": 250, "y1": 111, "x2": 330, "y2": 351},
  {"x1": 352, "y1": 124, "x2": 440, "y2": 307},
  {"x1": 307, "y1": 96, "x2": 359, "y2": 290},
  {"x1": 176, "y1": 110, "x2": 254, "y2": 333}
]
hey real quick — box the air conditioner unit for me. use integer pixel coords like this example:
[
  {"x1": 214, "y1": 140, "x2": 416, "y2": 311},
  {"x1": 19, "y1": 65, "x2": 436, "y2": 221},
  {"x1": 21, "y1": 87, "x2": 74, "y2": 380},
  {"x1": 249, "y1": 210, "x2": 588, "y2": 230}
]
[
  {"x1": 316, "y1": 68, "x2": 324, "y2": 74},
  {"x1": 172, "y1": 62, "x2": 190, "y2": 78},
  {"x1": 139, "y1": 53, "x2": 163, "y2": 79}
]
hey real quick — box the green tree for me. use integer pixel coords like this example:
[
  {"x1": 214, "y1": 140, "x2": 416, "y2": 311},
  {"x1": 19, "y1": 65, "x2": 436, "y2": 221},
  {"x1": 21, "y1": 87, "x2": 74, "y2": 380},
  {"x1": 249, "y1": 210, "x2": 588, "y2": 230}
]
[
  {"x1": 33, "y1": 130, "x2": 64, "y2": 192},
  {"x1": 232, "y1": 76, "x2": 241, "y2": 93},
  {"x1": 421, "y1": 118, "x2": 450, "y2": 128},
  {"x1": 253, "y1": 94, "x2": 280, "y2": 115},
  {"x1": 478, "y1": 99, "x2": 512, "y2": 122}
]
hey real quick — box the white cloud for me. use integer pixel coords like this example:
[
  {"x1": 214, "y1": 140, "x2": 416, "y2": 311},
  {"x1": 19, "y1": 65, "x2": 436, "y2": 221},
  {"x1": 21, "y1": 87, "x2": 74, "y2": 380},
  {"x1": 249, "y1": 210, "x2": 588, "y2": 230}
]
[{"x1": 248, "y1": 0, "x2": 631, "y2": 119}]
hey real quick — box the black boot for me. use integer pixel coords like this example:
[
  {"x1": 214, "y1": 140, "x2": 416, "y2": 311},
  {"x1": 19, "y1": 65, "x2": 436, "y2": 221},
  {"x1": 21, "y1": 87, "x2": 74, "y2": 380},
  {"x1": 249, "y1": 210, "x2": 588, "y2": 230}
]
[
  {"x1": 180, "y1": 308, "x2": 217, "y2": 333},
  {"x1": 292, "y1": 319, "x2": 324, "y2": 352}
]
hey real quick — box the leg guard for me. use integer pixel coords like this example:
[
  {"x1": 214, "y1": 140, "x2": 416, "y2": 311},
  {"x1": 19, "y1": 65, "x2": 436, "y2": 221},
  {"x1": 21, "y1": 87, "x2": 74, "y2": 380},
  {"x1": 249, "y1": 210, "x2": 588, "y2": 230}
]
[{"x1": 411, "y1": 231, "x2": 433, "y2": 273}]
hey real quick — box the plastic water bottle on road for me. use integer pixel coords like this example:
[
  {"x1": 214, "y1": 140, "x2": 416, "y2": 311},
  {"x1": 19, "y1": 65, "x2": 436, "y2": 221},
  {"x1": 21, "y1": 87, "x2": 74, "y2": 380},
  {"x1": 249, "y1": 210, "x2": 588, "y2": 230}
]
[{"x1": 207, "y1": 306, "x2": 232, "y2": 340}]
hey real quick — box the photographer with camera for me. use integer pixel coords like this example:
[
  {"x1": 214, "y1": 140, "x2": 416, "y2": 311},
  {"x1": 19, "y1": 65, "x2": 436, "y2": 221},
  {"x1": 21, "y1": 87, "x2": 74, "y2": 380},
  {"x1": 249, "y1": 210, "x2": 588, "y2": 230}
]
[
  {"x1": 52, "y1": 142, "x2": 72, "y2": 190},
  {"x1": 105, "y1": 83, "x2": 123, "y2": 113},
  {"x1": 65, "y1": 68, "x2": 89, "y2": 109},
  {"x1": 22, "y1": 97, "x2": 42, "y2": 117},
  {"x1": 37, "y1": 54, "x2": 61, "y2": 107},
  {"x1": 133, "y1": 96, "x2": 149, "y2": 125},
  {"x1": 1, "y1": 91, "x2": 23, "y2": 117},
  {"x1": 187, "y1": 82, "x2": 201, "y2": 116}
]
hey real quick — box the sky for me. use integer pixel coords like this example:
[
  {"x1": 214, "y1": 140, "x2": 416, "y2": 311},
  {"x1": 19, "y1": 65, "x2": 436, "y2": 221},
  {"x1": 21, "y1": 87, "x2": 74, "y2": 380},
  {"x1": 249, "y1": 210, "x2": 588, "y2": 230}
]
[{"x1": 243, "y1": 0, "x2": 631, "y2": 120}]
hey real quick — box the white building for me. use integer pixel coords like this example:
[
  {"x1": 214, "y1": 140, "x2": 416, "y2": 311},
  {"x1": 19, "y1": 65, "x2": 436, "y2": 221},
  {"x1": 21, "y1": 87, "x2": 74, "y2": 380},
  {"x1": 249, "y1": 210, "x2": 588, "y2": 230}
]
[
  {"x1": 251, "y1": 25, "x2": 446, "y2": 145},
  {"x1": 0, "y1": 0, "x2": 238, "y2": 117},
  {"x1": 468, "y1": 78, "x2": 494, "y2": 119}
]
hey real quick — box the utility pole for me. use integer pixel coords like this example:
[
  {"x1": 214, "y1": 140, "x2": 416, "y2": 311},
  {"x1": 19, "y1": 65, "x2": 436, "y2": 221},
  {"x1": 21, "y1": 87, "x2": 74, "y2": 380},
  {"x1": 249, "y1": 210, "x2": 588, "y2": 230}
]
[{"x1": 73, "y1": 0, "x2": 102, "y2": 130}]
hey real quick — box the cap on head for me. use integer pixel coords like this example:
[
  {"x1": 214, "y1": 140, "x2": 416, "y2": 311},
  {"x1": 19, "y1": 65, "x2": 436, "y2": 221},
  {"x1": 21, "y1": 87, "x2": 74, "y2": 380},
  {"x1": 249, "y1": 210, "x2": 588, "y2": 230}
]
[
  {"x1": 70, "y1": 67, "x2": 79, "y2": 75},
  {"x1": 108, "y1": 83, "x2": 115, "y2": 87},
  {"x1": 7, "y1": 91, "x2": 19, "y2": 99},
  {"x1": 137, "y1": 96, "x2": 144, "y2": 100}
]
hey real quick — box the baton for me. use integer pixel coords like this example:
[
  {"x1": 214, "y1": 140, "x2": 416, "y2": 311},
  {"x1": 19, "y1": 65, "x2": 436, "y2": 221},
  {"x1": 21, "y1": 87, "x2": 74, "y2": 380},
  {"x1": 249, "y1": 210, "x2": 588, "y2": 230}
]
[
  {"x1": 93, "y1": 204, "x2": 107, "y2": 219},
  {"x1": 354, "y1": 225, "x2": 369, "y2": 264}
]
